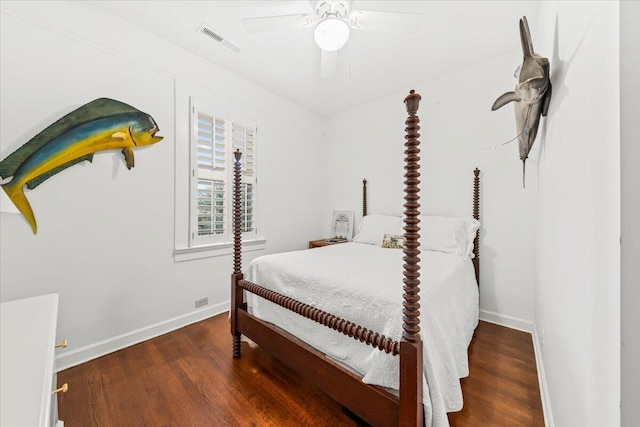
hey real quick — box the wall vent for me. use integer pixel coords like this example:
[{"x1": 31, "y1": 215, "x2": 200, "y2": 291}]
[{"x1": 198, "y1": 24, "x2": 242, "y2": 54}]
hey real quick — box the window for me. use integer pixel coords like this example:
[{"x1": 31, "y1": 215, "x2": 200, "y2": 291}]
[
  {"x1": 190, "y1": 99, "x2": 257, "y2": 247},
  {"x1": 232, "y1": 122, "x2": 255, "y2": 234},
  {"x1": 174, "y1": 82, "x2": 265, "y2": 262}
]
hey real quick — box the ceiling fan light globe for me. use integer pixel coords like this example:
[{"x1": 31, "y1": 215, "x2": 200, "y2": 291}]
[{"x1": 314, "y1": 17, "x2": 350, "y2": 51}]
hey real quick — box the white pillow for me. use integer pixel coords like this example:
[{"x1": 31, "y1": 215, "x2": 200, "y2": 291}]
[
  {"x1": 353, "y1": 214, "x2": 402, "y2": 246},
  {"x1": 418, "y1": 216, "x2": 480, "y2": 258}
]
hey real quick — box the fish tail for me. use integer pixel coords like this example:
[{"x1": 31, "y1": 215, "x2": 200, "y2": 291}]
[{"x1": 1, "y1": 181, "x2": 37, "y2": 234}]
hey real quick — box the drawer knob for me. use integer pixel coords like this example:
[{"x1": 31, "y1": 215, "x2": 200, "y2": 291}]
[
  {"x1": 53, "y1": 383, "x2": 68, "y2": 394},
  {"x1": 55, "y1": 339, "x2": 68, "y2": 349}
]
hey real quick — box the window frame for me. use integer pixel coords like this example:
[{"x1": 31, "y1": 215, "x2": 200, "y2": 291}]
[{"x1": 174, "y1": 81, "x2": 265, "y2": 262}]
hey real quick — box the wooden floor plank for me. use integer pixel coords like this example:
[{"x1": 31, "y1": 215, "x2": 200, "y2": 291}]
[
  {"x1": 58, "y1": 314, "x2": 543, "y2": 426},
  {"x1": 448, "y1": 322, "x2": 544, "y2": 427}
]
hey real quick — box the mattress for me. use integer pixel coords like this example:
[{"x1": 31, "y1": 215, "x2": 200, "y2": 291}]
[{"x1": 245, "y1": 242, "x2": 479, "y2": 427}]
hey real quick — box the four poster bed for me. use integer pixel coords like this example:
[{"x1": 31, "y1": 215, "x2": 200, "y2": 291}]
[{"x1": 229, "y1": 90, "x2": 481, "y2": 427}]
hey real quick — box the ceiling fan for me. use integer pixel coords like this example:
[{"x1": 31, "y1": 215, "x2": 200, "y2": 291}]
[{"x1": 242, "y1": 0, "x2": 423, "y2": 52}]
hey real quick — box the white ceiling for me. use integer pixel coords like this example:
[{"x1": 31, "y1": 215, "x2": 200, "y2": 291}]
[{"x1": 94, "y1": 1, "x2": 540, "y2": 117}]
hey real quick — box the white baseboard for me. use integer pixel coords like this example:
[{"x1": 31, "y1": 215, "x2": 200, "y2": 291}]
[
  {"x1": 532, "y1": 324, "x2": 554, "y2": 427},
  {"x1": 479, "y1": 309, "x2": 533, "y2": 333},
  {"x1": 56, "y1": 301, "x2": 229, "y2": 371}
]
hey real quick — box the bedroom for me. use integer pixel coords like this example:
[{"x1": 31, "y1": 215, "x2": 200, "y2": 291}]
[{"x1": 0, "y1": 1, "x2": 636, "y2": 426}]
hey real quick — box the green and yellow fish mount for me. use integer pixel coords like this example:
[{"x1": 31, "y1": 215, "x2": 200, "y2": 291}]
[{"x1": 0, "y1": 98, "x2": 163, "y2": 234}]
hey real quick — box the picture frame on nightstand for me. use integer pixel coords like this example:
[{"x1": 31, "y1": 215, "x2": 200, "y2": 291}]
[{"x1": 331, "y1": 210, "x2": 354, "y2": 241}]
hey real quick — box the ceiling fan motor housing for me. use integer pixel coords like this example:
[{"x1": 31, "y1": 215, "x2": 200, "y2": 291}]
[{"x1": 314, "y1": 0, "x2": 351, "y2": 19}]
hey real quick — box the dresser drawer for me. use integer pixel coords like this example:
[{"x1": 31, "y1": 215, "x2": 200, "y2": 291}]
[{"x1": 0, "y1": 294, "x2": 63, "y2": 427}]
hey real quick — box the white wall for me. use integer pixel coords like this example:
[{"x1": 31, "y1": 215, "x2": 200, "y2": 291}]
[
  {"x1": 323, "y1": 52, "x2": 539, "y2": 328},
  {"x1": 621, "y1": 1, "x2": 640, "y2": 425},
  {"x1": 0, "y1": 1, "x2": 325, "y2": 369},
  {"x1": 0, "y1": 4, "x2": 630, "y2": 425},
  {"x1": 534, "y1": 2, "x2": 621, "y2": 426}
]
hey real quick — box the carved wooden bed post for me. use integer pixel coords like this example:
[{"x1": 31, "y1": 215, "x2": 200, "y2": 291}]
[
  {"x1": 231, "y1": 149, "x2": 243, "y2": 358},
  {"x1": 399, "y1": 90, "x2": 423, "y2": 426},
  {"x1": 362, "y1": 179, "x2": 368, "y2": 217},
  {"x1": 473, "y1": 168, "x2": 480, "y2": 286}
]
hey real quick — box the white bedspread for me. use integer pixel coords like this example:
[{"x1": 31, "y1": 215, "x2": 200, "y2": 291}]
[{"x1": 245, "y1": 242, "x2": 479, "y2": 427}]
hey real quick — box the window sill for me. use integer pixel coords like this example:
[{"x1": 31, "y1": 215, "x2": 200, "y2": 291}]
[{"x1": 174, "y1": 238, "x2": 266, "y2": 262}]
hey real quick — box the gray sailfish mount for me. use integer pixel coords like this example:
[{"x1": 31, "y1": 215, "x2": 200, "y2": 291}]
[{"x1": 492, "y1": 16, "x2": 552, "y2": 188}]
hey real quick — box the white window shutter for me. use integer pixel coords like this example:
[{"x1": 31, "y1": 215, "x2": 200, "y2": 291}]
[
  {"x1": 232, "y1": 123, "x2": 255, "y2": 177},
  {"x1": 231, "y1": 120, "x2": 256, "y2": 234},
  {"x1": 241, "y1": 183, "x2": 254, "y2": 233},
  {"x1": 190, "y1": 100, "x2": 257, "y2": 246},
  {"x1": 197, "y1": 179, "x2": 226, "y2": 236},
  {"x1": 196, "y1": 112, "x2": 226, "y2": 179},
  {"x1": 191, "y1": 101, "x2": 230, "y2": 245}
]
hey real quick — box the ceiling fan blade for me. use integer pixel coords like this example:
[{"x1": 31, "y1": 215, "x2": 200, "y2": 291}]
[
  {"x1": 320, "y1": 50, "x2": 338, "y2": 79},
  {"x1": 242, "y1": 13, "x2": 318, "y2": 33},
  {"x1": 348, "y1": 10, "x2": 422, "y2": 34}
]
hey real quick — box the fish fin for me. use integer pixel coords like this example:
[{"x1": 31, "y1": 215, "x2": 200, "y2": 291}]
[
  {"x1": 520, "y1": 17, "x2": 534, "y2": 57},
  {"x1": 1, "y1": 182, "x2": 37, "y2": 234},
  {"x1": 541, "y1": 82, "x2": 552, "y2": 117},
  {"x1": 492, "y1": 92, "x2": 520, "y2": 110},
  {"x1": 0, "y1": 98, "x2": 141, "y2": 179},
  {"x1": 25, "y1": 154, "x2": 94, "y2": 190},
  {"x1": 111, "y1": 131, "x2": 128, "y2": 140},
  {"x1": 519, "y1": 60, "x2": 545, "y2": 83},
  {"x1": 122, "y1": 146, "x2": 135, "y2": 170}
]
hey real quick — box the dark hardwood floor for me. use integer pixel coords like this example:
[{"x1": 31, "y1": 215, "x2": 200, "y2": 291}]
[
  {"x1": 58, "y1": 314, "x2": 544, "y2": 426},
  {"x1": 447, "y1": 322, "x2": 544, "y2": 426}
]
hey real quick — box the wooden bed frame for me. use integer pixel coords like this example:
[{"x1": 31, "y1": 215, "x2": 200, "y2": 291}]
[{"x1": 230, "y1": 90, "x2": 481, "y2": 427}]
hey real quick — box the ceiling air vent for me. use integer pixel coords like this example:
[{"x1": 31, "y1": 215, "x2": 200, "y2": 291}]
[{"x1": 197, "y1": 24, "x2": 242, "y2": 54}]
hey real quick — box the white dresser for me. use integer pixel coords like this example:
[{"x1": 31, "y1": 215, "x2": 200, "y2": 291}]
[{"x1": 1, "y1": 294, "x2": 65, "y2": 427}]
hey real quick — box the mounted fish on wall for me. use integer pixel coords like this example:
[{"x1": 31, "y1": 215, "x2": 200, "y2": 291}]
[
  {"x1": 492, "y1": 16, "x2": 552, "y2": 188},
  {"x1": 0, "y1": 98, "x2": 163, "y2": 234}
]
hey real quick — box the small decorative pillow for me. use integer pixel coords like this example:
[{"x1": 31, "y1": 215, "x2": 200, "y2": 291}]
[{"x1": 382, "y1": 233, "x2": 405, "y2": 249}]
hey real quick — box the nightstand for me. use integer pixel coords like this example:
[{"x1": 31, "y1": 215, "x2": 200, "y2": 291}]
[{"x1": 309, "y1": 239, "x2": 348, "y2": 249}]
